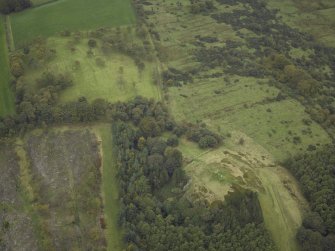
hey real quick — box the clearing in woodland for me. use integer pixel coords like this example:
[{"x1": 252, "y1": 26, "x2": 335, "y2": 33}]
[
  {"x1": 179, "y1": 132, "x2": 309, "y2": 251},
  {"x1": 12, "y1": 128, "x2": 107, "y2": 250},
  {"x1": 0, "y1": 142, "x2": 39, "y2": 251},
  {"x1": 17, "y1": 25, "x2": 161, "y2": 103}
]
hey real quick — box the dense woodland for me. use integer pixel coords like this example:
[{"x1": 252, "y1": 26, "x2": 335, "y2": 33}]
[
  {"x1": 285, "y1": 147, "x2": 335, "y2": 251},
  {"x1": 0, "y1": 0, "x2": 31, "y2": 14},
  {"x1": 112, "y1": 110, "x2": 275, "y2": 250}
]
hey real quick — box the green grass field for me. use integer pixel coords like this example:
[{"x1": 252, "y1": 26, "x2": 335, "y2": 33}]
[
  {"x1": 10, "y1": 0, "x2": 136, "y2": 46},
  {"x1": 169, "y1": 76, "x2": 331, "y2": 161},
  {"x1": 0, "y1": 16, "x2": 15, "y2": 116},
  {"x1": 94, "y1": 124, "x2": 123, "y2": 251}
]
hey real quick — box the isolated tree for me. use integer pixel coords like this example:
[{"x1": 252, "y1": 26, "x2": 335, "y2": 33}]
[
  {"x1": 10, "y1": 54, "x2": 24, "y2": 78},
  {"x1": 88, "y1": 39, "x2": 97, "y2": 48},
  {"x1": 199, "y1": 135, "x2": 218, "y2": 148}
]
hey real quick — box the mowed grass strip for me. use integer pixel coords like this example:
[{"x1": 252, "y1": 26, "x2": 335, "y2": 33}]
[
  {"x1": 0, "y1": 16, "x2": 15, "y2": 116},
  {"x1": 94, "y1": 124, "x2": 123, "y2": 251},
  {"x1": 10, "y1": 0, "x2": 136, "y2": 46}
]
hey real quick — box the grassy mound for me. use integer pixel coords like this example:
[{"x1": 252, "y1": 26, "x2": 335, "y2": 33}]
[{"x1": 179, "y1": 134, "x2": 308, "y2": 251}]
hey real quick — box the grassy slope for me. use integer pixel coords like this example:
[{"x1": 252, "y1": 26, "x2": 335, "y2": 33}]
[
  {"x1": 94, "y1": 124, "x2": 123, "y2": 251},
  {"x1": 0, "y1": 16, "x2": 15, "y2": 116},
  {"x1": 258, "y1": 168, "x2": 302, "y2": 251},
  {"x1": 169, "y1": 77, "x2": 331, "y2": 161},
  {"x1": 10, "y1": 0, "x2": 136, "y2": 46}
]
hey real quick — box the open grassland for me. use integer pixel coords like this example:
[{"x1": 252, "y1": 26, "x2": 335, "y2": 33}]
[
  {"x1": 93, "y1": 124, "x2": 123, "y2": 251},
  {"x1": 267, "y1": 0, "x2": 335, "y2": 47},
  {"x1": 10, "y1": 0, "x2": 136, "y2": 46},
  {"x1": 0, "y1": 17, "x2": 15, "y2": 116},
  {"x1": 20, "y1": 34, "x2": 161, "y2": 103},
  {"x1": 169, "y1": 77, "x2": 331, "y2": 160},
  {"x1": 179, "y1": 132, "x2": 308, "y2": 251}
]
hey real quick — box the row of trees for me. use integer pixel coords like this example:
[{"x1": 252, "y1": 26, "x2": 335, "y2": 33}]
[{"x1": 0, "y1": 0, "x2": 31, "y2": 14}]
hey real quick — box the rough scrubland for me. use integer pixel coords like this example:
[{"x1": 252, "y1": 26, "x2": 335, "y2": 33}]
[
  {"x1": 0, "y1": 142, "x2": 39, "y2": 251},
  {"x1": 23, "y1": 129, "x2": 106, "y2": 250}
]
